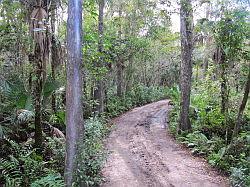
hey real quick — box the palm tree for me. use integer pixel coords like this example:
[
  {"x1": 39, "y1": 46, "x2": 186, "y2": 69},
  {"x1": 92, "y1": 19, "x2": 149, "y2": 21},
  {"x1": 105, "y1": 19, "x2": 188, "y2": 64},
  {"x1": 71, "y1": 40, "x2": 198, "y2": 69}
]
[{"x1": 29, "y1": 0, "x2": 50, "y2": 150}]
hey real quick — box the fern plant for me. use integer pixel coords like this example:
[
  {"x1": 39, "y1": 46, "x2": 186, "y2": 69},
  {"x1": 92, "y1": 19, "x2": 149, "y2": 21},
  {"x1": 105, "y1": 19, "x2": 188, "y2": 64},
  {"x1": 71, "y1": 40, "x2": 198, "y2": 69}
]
[
  {"x1": 31, "y1": 174, "x2": 64, "y2": 187},
  {"x1": 0, "y1": 157, "x2": 22, "y2": 187},
  {"x1": 0, "y1": 137, "x2": 65, "y2": 186}
]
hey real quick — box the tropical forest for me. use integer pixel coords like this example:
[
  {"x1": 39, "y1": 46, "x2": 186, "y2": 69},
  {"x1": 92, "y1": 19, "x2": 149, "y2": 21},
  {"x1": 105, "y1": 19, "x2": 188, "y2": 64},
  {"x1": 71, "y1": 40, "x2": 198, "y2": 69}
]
[{"x1": 0, "y1": 0, "x2": 249, "y2": 186}]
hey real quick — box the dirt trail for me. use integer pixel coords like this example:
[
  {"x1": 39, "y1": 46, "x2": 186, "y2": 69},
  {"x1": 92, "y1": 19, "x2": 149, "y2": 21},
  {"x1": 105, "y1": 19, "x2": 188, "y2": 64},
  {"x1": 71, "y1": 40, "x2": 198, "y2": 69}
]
[{"x1": 101, "y1": 100, "x2": 229, "y2": 187}]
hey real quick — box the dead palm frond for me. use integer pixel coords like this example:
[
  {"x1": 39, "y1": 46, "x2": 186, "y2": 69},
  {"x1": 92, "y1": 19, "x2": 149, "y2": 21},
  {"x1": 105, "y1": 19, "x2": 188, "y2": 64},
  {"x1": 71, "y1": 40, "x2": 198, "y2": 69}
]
[{"x1": 30, "y1": 6, "x2": 49, "y2": 61}]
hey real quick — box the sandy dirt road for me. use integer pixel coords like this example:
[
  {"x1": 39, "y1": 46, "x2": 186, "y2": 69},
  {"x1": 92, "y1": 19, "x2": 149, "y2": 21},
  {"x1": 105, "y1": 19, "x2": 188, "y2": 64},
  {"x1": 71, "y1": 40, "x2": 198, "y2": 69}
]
[{"x1": 101, "y1": 100, "x2": 229, "y2": 187}]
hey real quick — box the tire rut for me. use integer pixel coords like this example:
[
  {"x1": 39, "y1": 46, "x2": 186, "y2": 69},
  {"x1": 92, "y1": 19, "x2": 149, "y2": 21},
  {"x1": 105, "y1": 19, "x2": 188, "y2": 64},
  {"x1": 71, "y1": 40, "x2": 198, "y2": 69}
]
[{"x1": 101, "y1": 100, "x2": 229, "y2": 187}]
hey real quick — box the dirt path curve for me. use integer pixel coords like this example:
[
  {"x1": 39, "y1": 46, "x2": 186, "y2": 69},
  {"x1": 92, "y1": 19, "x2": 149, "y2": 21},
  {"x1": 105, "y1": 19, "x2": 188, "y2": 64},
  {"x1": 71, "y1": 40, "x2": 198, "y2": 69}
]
[{"x1": 101, "y1": 100, "x2": 229, "y2": 187}]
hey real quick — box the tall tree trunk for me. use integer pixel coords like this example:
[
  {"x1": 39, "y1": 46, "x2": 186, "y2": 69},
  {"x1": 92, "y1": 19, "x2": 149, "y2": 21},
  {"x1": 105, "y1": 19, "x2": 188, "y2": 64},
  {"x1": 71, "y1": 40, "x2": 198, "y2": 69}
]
[
  {"x1": 203, "y1": 57, "x2": 209, "y2": 78},
  {"x1": 117, "y1": 5, "x2": 123, "y2": 98},
  {"x1": 216, "y1": 47, "x2": 228, "y2": 115},
  {"x1": 195, "y1": 64, "x2": 199, "y2": 87},
  {"x1": 34, "y1": 45, "x2": 44, "y2": 151},
  {"x1": 51, "y1": 8, "x2": 57, "y2": 113},
  {"x1": 29, "y1": 1, "x2": 49, "y2": 151},
  {"x1": 232, "y1": 65, "x2": 250, "y2": 138},
  {"x1": 220, "y1": 60, "x2": 228, "y2": 115},
  {"x1": 28, "y1": 54, "x2": 34, "y2": 92},
  {"x1": 179, "y1": 0, "x2": 193, "y2": 132},
  {"x1": 202, "y1": 2, "x2": 211, "y2": 78},
  {"x1": 65, "y1": 0, "x2": 84, "y2": 186},
  {"x1": 94, "y1": 0, "x2": 105, "y2": 114},
  {"x1": 117, "y1": 59, "x2": 123, "y2": 97}
]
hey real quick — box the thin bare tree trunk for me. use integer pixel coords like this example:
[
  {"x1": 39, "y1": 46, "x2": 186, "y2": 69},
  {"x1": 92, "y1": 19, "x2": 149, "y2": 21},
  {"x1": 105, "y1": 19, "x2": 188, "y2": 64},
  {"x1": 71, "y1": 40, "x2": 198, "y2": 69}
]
[
  {"x1": 117, "y1": 5, "x2": 123, "y2": 98},
  {"x1": 51, "y1": 8, "x2": 57, "y2": 113},
  {"x1": 202, "y1": 2, "x2": 210, "y2": 78},
  {"x1": 214, "y1": 46, "x2": 228, "y2": 115},
  {"x1": 232, "y1": 65, "x2": 250, "y2": 138},
  {"x1": 94, "y1": 0, "x2": 105, "y2": 114},
  {"x1": 203, "y1": 57, "x2": 209, "y2": 78},
  {"x1": 65, "y1": 0, "x2": 84, "y2": 186},
  {"x1": 28, "y1": 54, "x2": 34, "y2": 92},
  {"x1": 179, "y1": 0, "x2": 193, "y2": 132},
  {"x1": 221, "y1": 63, "x2": 228, "y2": 115},
  {"x1": 117, "y1": 59, "x2": 123, "y2": 97}
]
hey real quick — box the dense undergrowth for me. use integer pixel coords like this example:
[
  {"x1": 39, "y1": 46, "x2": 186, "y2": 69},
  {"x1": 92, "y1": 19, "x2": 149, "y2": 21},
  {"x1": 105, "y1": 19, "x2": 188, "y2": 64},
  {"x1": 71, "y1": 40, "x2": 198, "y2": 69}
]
[
  {"x1": 0, "y1": 83, "x2": 168, "y2": 187},
  {"x1": 106, "y1": 85, "x2": 168, "y2": 117},
  {"x1": 168, "y1": 84, "x2": 250, "y2": 187}
]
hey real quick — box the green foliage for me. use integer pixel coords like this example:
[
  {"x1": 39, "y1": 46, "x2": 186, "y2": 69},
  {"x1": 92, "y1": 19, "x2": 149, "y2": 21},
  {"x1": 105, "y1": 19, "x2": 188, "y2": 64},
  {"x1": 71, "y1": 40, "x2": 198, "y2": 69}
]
[
  {"x1": 75, "y1": 118, "x2": 108, "y2": 186},
  {"x1": 107, "y1": 85, "x2": 168, "y2": 117},
  {"x1": 169, "y1": 80, "x2": 250, "y2": 186},
  {"x1": 75, "y1": 85, "x2": 168, "y2": 186},
  {"x1": 49, "y1": 111, "x2": 66, "y2": 126},
  {"x1": 230, "y1": 167, "x2": 250, "y2": 187},
  {"x1": 167, "y1": 85, "x2": 180, "y2": 134},
  {"x1": 0, "y1": 156, "x2": 22, "y2": 187},
  {"x1": 208, "y1": 132, "x2": 250, "y2": 186},
  {"x1": 44, "y1": 137, "x2": 65, "y2": 174},
  {"x1": 0, "y1": 138, "x2": 64, "y2": 186},
  {"x1": 0, "y1": 74, "x2": 31, "y2": 113},
  {"x1": 0, "y1": 0, "x2": 29, "y2": 54},
  {"x1": 0, "y1": 0, "x2": 249, "y2": 186},
  {"x1": 213, "y1": 9, "x2": 249, "y2": 61},
  {"x1": 177, "y1": 131, "x2": 209, "y2": 155},
  {"x1": 31, "y1": 174, "x2": 64, "y2": 187}
]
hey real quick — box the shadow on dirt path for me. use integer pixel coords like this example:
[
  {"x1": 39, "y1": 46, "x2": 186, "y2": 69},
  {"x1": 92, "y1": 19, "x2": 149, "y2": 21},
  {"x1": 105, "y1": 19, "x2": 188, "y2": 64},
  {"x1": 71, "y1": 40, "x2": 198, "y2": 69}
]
[{"x1": 101, "y1": 100, "x2": 229, "y2": 187}]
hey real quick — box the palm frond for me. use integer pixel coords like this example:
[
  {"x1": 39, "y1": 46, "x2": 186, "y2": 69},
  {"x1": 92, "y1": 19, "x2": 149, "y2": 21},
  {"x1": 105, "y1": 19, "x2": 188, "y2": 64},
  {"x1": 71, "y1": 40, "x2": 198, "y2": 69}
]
[
  {"x1": 0, "y1": 75, "x2": 11, "y2": 95},
  {"x1": 16, "y1": 110, "x2": 35, "y2": 125}
]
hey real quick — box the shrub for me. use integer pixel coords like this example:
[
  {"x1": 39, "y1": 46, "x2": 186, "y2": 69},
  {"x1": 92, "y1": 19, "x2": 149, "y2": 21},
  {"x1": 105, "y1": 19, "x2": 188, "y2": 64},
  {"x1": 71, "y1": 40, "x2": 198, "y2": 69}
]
[
  {"x1": 169, "y1": 80, "x2": 250, "y2": 187},
  {"x1": 230, "y1": 167, "x2": 250, "y2": 187},
  {"x1": 0, "y1": 138, "x2": 64, "y2": 186},
  {"x1": 31, "y1": 174, "x2": 64, "y2": 187},
  {"x1": 75, "y1": 118, "x2": 108, "y2": 186},
  {"x1": 106, "y1": 85, "x2": 168, "y2": 117}
]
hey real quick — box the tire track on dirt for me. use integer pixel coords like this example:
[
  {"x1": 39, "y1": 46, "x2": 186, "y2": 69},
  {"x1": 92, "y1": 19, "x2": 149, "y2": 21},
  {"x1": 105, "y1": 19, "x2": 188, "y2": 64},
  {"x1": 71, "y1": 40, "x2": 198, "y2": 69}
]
[{"x1": 101, "y1": 100, "x2": 229, "y2": 187}]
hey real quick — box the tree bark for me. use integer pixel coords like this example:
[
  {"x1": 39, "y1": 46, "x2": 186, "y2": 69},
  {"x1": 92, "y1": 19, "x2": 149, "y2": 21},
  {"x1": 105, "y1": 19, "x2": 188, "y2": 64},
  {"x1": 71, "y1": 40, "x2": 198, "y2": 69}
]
[
  {"x1": 232, "y1": 65, "x2": 250, "y2": 138},
  {"x1": 51, "y1": 8, "x2": 57, "y2": 113},
  {"x1": 202, "y1": 1, "x2": 210, "y2": 78},
  {"x1": 203, "y1": 57, "x2": 209, "y2": 78},
  {"x1": 34, "y1": 44, "x2": 44, "y2": 151},
  {"x1": 215, "y1": 47, "x2": 228, "y2": 115},
  {"x1": 94, "y1": 0, "x2": 105, "y2": 114},
  {"x1": 28, "y1": 54, "x2": 34, "y2": 92},
  {"x1": 179, "y1": 0, "x2": 193, "y2": 132},
  {"x1": 116, "y1": 5, "x2": 123, "y2": 98},
  {"x1": 30, "y1": 1, "x2": 49, "y2": 152},
  {"x1": 117, "y1": 59, "x2": 123, "y2": 97},
  {"x1": 220, "y1": 58, "x2": 228, "y2": 115},
  {"x1": 64, "y1": 0, "x2": 84, "y2": 186}
]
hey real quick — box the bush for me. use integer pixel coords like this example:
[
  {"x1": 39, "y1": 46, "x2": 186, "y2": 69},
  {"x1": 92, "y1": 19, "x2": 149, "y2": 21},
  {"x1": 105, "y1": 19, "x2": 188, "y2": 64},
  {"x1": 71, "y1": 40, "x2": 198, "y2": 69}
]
[
  {"x1": 44, "y1": 137, "x2": 65, "y2": 174},
  {"x1": 31, "y1": 174, "x2": 64, "y2": 187},
  {"x1": 75, "y1": 118, "x2": 108, "y2": 186},
  {"x1": 230, "y1": 167, "x2": 250, "y2": 187},
  {"x1": 0, "y1": 138, "x2": 64, "y2": 186},
  {"x1": 177, "y1": 131, "x2": 209, "y2": 155},
  {"x1": 168, "y1": 81, "x2": 250, "y2": 187},
  {"x1": 1, "y1": 85, "x2": 169, "y2": 186},
  {"x1": 106, "y1": 85, "x2": 168, "y2": 117}
]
